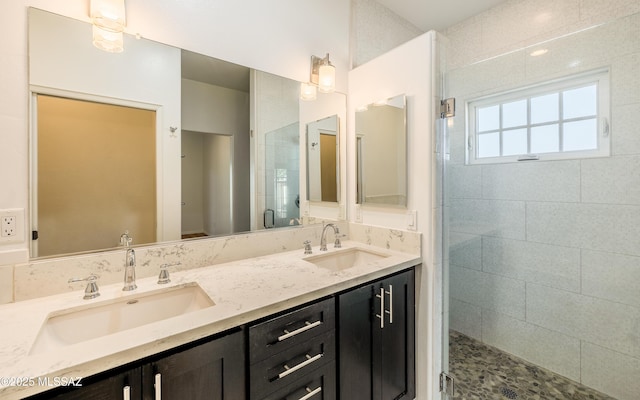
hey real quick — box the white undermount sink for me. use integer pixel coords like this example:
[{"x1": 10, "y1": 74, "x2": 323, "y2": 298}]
[
  {"x1": 30, "y1": 282, "x2": 214, "y2": 355},
  {"x1": 303, "y1": 247, "x2": 390, "y2": 271}
]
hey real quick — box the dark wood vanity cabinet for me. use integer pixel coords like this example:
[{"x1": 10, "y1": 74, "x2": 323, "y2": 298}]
[
  {"x1": 142, "y1": 328, "x2": 245, "y2": 400},
  {"x1": 249, "y1": 297, "x2": 336, "y2": 400},
  {"x1": 24, "y1": 267, "x2": 416, "y2": 400},
  {"x1": 337, "y1": 269, "x2": 415, "y2": 400},
  {"x1": 25, "y1": 329, "x2": 245, "y2": 400}
]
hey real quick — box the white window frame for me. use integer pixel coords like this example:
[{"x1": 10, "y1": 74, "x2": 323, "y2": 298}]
[{"x1": 466, "y1": 68, "x2": 610, "y2": 165}]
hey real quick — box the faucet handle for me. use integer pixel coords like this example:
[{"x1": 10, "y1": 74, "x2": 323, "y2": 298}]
[
  {"x1": 335, "y1": 234, "x2": 346, "y2": 249},
  {"x1": 158, "y1": 262, "x2": 181, "y2": 284},
  {"x1": 68, "y1": 274, "x2": 100, "y2": 300},
  {"x1": 303, "y1": 240, "x2": 313, "y2": 255},
  {"x1": 120, "y1": 231, "x2": 133, "y2": 248}
]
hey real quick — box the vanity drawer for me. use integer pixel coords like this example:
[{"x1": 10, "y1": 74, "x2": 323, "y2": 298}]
[
  {"x1": 250, "y1": 297, "x2": 335, "y2": 364},
  {"x1": 250, "y1": 330, "x2": 335, "y2": 399},
  {"x1": 259, "y1": 361, "x2": 336, "y2": 400}
]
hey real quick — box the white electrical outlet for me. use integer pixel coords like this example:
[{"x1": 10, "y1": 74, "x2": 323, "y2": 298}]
[
  {"x1": 1, "y1": 216, "x2": 16, "y2": 237},
  {"x1": 0, "y1": 209, "x2": 24, "y2": 243}
]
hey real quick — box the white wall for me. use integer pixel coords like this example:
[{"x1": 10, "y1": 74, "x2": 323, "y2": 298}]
[
  {"x1": 348, "y1": 32, "x2": 439, "y2": 400},
  {"x1": 0, "y1": 0, "x2": 350, "y2": 265},
  {"x1": 299, "y1": 92, "x2": 347, "y2": 221}
]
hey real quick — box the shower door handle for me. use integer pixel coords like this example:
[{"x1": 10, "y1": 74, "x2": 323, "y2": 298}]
[{"x1": 264, "y1": 208, "x2": 275, "y2": 229}]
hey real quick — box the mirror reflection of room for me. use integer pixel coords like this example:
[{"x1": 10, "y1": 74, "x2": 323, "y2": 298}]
[
  {"x1": 355, "y1": 94, "x2": 407, "y2": 208},
  {"x1": 35, "y1": 95, "x2": 157, "y2": 257},
  {"x1": 28, "y1": 8, "x2": 309, "y2": 257},
  {"x1": 306, "y1": 115, "x2": 339, "y2": 203}
]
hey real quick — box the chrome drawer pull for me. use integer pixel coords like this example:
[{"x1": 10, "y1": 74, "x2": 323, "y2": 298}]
[
  {"x1": 298, "y1": 386, "x2": 322, "y2": 400},
  {"x1": 123, "y1": 385, "x2": 131, "y2": 400},
  {"x1": 278, "y1": 320, "x2": 322, "y2": 342},
  {"x1": 154, "y1": 373, "x2": 162, "y2": 400},
  {"x1": 278, "y1": 353, "x2": 323, "y2": 379}
]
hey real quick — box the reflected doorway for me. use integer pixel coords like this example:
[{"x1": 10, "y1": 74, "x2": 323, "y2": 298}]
[{"x1": 34, "y1": 95, "x2": 156, "y2": 257}]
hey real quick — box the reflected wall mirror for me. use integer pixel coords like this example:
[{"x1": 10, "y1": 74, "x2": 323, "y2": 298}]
[
  {"x1": 28, "y1": 8, "x2": 344, "y2": 258},
  {"x1": 306, "y1": 115, "x2": 339, "y2": 203},
  {"x1": 355, "y1": 94, "x2": 407, "y2": 208}
]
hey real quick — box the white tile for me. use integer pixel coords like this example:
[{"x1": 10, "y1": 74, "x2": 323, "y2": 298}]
[
  {"x1": 451, "y1": 266, "x2": 525, "y2": 320},
  {"x1": 482, "y1": 160, "x2": 580, "y2": 202},
  {"x1": 481, "y1": 0, "x2": 580, "y2": 57},
  {"x1": 451, "y1": 198, "x2": 526, "y2": 240},
  {"x1": 0, "y1": 266, "x2": 13, "y2": 304},
  {"x1": 482, "y1": 310, "x2": 581, "y2": 381},
  {"x1": 449, "y1": 232, "x2": 482, "y2": 270},
  {"x1": 581, "y1": 341, "x2": 640, "y2": 400},
  {"x1": 582, "y1": 250, "x2": 640, "y2": 308},
  {"x1": 611, "y1": 52, "x2": 640, "y2": 106},
  {"x1": 483, "y1": 237, "x2": 580, "y2": 292},
  {"x1": 526, "y1": 202, "x2": 640, "y2": 256},
  {"x1": 582, "y1": 156, "x2": 640, "y2": 205},
  {"x1": 526, "y1": 283, "x2": 640, "y2": 358},
  {"x1": 525, "y1": 13, "x2": 639, "y2": 81},
  {"x1": 579, "y1": 0, "x2": 640, "y2": 25},
  {"x1": 612, "y1": 103, "x2": 640, "y2": 156},
  {"x1": 449, "y1": 164, "x2": 482, "y2": 199},
  {"x1": 449, "y1": 298, "x2": 482, "y2": 340},
  {"x1": 447, "y1": 50, "x2": 526, "y2": 99},
  {"x1": 443, "y1": 14, "x2": 484, "y2": 70}
]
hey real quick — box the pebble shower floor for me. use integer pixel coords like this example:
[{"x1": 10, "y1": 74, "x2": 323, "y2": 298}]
[{"x1": 448, "y1": 331, "x2": 617, "y2": 400}]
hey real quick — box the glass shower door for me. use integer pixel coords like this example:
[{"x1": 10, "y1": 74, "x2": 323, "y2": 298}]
[{"x1": 264, "y1": 122, "x2": 300, "y2": 228}]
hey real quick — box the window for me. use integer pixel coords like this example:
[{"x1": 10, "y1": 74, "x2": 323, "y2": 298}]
[{"x1": 466, "y1": 69, "x2": 610, "y2": 164}]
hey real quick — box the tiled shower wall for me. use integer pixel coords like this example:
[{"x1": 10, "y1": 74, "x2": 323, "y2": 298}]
[{"x1": 445, "y1": 1, "x2": 640, "y2": 399}]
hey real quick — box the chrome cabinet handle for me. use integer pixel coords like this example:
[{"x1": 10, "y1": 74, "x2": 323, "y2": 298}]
[
  {"x1": 385, "y1": 284, "x2": 393, "y2": 324},
  {"x1": 123, "y1": 385, "x2": 130, "y2": 400},
  {"x1": 299, "y1": 386, "x2": 322, "y2": 400},
  {"x1": 154, "y1": 373, "x2": 162, "y2": 400},
  {"x1": 278, "y1": 353, "x2": 323, "y2": 379},
  {"x1": 375, "y1": 286, "x2": 385, "y2": 328},
  {"x1": 278, "y1": 320, "x2": 322, "y2": 342}
]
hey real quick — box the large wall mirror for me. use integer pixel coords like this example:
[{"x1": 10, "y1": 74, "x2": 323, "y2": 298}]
[
  {"x1": 355, "y1": 94, "x2": 407, "y2": 208},
  {"x1": 28, "y1": 8, "x2": 345, "y2": 258}
]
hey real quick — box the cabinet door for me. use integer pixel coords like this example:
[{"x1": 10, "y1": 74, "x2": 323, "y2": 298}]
[
  {"x1": 337, "y1": 283, "x2": 374, "y2": 400},
  {"x1": 377, "y1": 270, "x2": 415, "y2": 400},
  {"x1": 143, "y1": 330, "x2": 245, "y2": 400},
  {"x1": 338, "y1": 268, "x2": 415, "y2": 400},
  {"x1": 25, "y1": 367, "x2": 142, "y2": 400}
]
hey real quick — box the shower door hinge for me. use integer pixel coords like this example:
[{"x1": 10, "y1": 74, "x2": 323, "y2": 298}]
[
  {"x1": 440, "y1": 98, "x2": 455, "y2": 118},
  {"x1": 439, "y1": 372, "x2": 455, "y2": 396}
]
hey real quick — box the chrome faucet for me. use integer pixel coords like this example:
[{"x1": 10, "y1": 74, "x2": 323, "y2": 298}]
[
  {"x1": 68, "y1": 274, "x2": 100, "y2": 300},
  {"x1": 320, "y1": 223, "x2": 341, "y2": 251},
  {"x1": 121, "y1": 232, "x2": 137, "y2": 291}
]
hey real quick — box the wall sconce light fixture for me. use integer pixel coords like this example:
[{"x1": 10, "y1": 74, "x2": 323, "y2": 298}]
[
  {"x1": 300, "y1": 53, "x2": 336, "y2": 101},
  {"x1": 90, "y1": 0, "x2": 126, "y2": 53},
  {"x1": 310, "y1": 53, "x2": 336, "y2": 93},
  {"x1": 300, "y1": 82, "x2": 317, "y2": 101}
]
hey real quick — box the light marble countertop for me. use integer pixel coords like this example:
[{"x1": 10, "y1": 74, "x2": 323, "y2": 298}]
[{"x1": 0, "y1": 241, "x2": 420, "y2": 399}]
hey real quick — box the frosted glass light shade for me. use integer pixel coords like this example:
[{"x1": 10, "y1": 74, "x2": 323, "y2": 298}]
[
  {"x1": 300, "y1": 83, "x2": 317, "y2": 101},
  {"x1": 318, "y1": 64, "x2": 335, "y2": 93},
  {"x1": 91, "y1": 0, "x2": 126, "y2": 32},
  {"x1": 92, "y1": 24, "x2": 124, "y2": 53}
]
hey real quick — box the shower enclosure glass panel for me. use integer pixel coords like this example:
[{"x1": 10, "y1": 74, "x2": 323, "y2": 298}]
[
  {"x1": 444, "y1": 9, "x2": 640, "y2": 400},
  {"x1": 264, "y1": 122, "x2": 300, "y2": 228}
]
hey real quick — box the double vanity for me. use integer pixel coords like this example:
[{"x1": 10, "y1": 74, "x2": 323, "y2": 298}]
[{"x1": 0, "y1": 237, "x2": 420, "y2": 400}]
